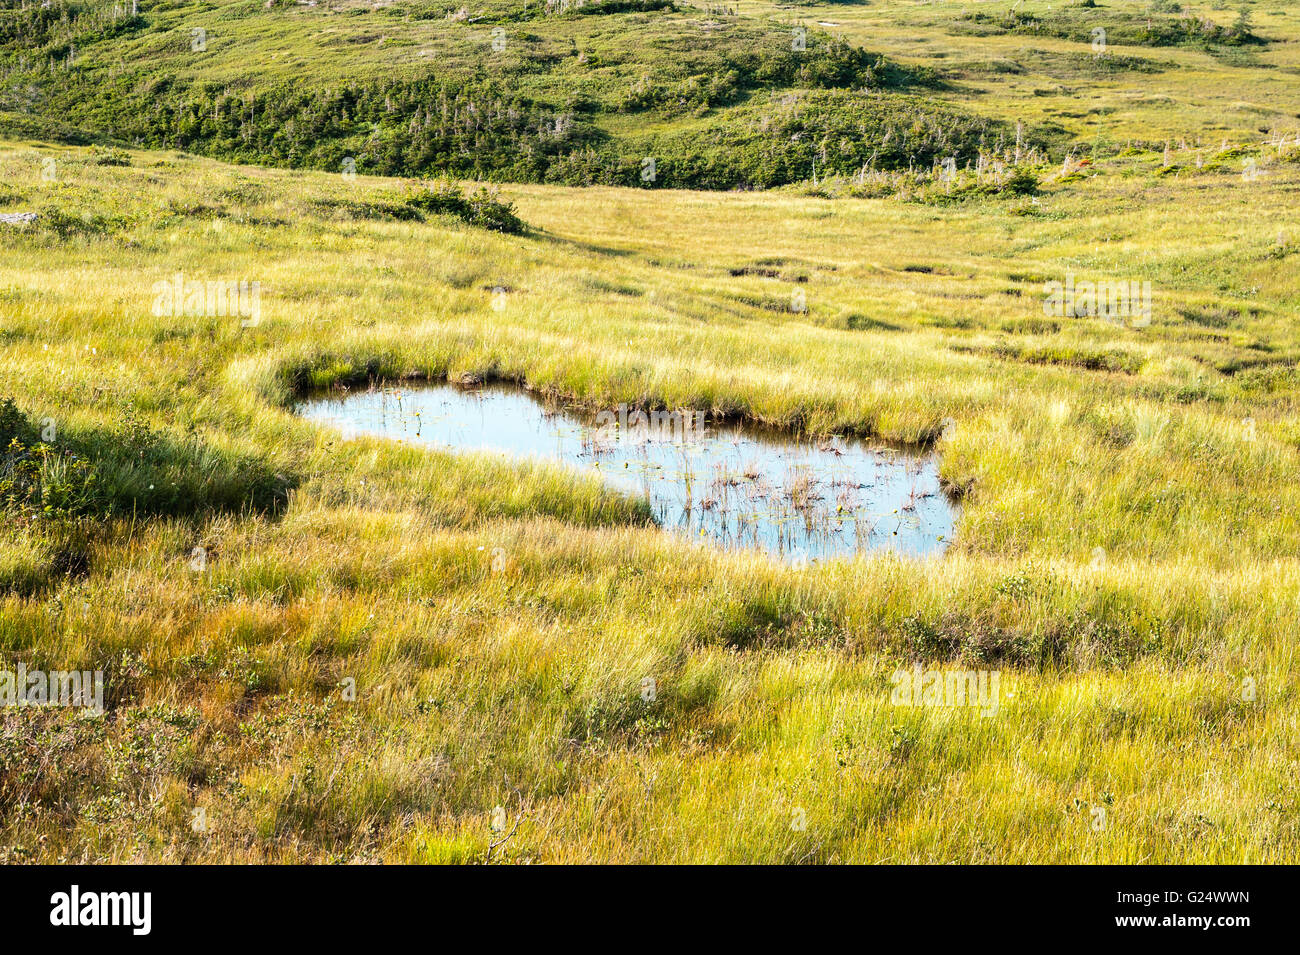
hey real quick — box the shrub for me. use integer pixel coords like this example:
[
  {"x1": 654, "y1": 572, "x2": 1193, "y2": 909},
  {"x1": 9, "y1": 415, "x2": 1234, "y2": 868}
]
[
  {"x1": 89, "y1": 145, "x2": 131, "y2": 166},
  {"x1": 34, "y1": 206, "x2": 126, "y2": 239},
  {"x1": 404, "y1": 181, "x2": 527, "y2": 234}
]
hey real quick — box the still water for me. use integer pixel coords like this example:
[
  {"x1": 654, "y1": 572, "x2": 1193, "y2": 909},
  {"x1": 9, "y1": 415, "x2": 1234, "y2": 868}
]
[{"x1": 296, "y1": 383, "x2": 956, "y2": 562}]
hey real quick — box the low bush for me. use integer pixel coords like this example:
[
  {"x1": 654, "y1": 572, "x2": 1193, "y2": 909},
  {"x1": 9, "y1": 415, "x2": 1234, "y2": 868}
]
[{"x1": 404, "y1": 181, "x2": 528, "y2": 234}]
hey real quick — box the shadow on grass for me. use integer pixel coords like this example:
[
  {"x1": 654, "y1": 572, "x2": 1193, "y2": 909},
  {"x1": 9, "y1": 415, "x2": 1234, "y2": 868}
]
[{"x1": 2, "y1": 397, "x2": 296, "y2": 594}]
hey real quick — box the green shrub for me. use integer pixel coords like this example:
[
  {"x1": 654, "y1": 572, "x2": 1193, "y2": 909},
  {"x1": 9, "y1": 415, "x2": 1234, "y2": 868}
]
[
  {"x1": 89, "y1": 145, "x2": 131, "y2": 166},
  {"x1": 34, "y1": 206, "x2": 127, "y2": 240},
  {"x1": 404, "y1": 181, "x2": 527, "y2": 234}
]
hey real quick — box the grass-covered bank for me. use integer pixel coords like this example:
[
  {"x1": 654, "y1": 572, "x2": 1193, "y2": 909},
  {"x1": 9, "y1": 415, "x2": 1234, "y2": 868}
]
[{"x1": 1, "y1": 133, "x2": 1299, "y2": 862}]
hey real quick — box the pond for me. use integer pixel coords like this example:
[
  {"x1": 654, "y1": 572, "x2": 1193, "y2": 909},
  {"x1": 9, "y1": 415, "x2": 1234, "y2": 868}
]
[{"x1": 296, "y1": 383, "x2": 957, "y2": 562}]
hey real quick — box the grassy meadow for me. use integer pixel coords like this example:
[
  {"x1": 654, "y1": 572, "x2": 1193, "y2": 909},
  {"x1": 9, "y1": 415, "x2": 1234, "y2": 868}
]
[{"x1": 2, "y1": 0, "x2": 1300, "y2": 864}]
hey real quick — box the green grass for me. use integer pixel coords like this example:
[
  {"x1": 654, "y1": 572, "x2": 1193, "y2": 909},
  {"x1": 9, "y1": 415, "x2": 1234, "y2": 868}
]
[
  {"x1": 3, "y1": 0, "x2": 1300, "y2": 864},
  {"x1": 1, "y1": 126, "x2": 1298, "y2": 861}
]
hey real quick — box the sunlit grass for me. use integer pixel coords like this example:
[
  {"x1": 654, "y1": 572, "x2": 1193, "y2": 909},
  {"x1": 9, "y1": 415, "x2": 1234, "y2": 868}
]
[{"x1": 0, "y1": 131, "x2": 1298, "y2": 861}]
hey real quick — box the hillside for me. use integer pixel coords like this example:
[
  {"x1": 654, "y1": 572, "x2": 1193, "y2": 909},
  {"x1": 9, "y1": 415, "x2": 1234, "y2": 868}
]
[{"x1": 8, "y1": 0, "x2": 1298, "y2": 188}]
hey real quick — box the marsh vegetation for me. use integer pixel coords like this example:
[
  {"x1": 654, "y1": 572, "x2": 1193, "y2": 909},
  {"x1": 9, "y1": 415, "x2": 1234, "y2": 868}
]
[{"x1": 0, "y1": 0, "x2": 1298, "y2": 863}]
